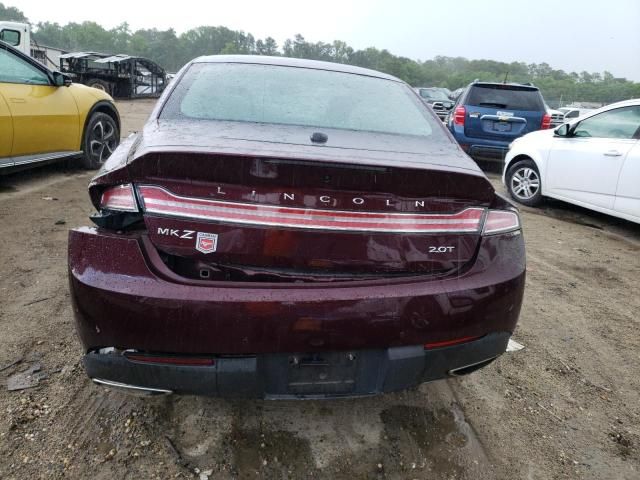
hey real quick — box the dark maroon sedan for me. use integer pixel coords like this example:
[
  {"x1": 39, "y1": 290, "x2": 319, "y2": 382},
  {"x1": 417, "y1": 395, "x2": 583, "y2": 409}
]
[{"x1": 68, "y1": 56, "x2": 525, "y2": 398}]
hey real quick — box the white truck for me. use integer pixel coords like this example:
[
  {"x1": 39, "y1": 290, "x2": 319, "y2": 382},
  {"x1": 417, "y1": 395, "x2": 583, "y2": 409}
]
[{"x1": 0, "y1": 21, "x2": 66, "y2": 70}]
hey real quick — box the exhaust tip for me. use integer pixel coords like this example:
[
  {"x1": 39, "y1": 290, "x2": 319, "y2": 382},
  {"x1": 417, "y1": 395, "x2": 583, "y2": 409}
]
[{"x1": 92, "y1": 378, "x2": 173, "y2": 396}]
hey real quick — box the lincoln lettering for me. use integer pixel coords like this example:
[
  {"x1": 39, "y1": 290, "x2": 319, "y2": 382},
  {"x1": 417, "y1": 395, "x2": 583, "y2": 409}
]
[{"x1": 275, "y1": 192, "x2": 427, "y2": 208}]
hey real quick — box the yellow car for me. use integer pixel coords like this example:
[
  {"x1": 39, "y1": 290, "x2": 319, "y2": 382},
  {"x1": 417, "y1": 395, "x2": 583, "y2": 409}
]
[{"x1": 0, "y1": 41, "x2": 120, "y2": 173}]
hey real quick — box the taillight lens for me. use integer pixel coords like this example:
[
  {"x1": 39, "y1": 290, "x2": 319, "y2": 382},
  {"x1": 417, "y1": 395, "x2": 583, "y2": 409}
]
[
  {"x1": 482, "y1": 210, "x2": 520, "y2": 235},
  {"x1": 453, "y1": 106, "x2": 466, "y2": 125},
  {"x1": 100, "y1": 184, "x2": 138, "y2": 212},
  {"x1": 541, "y1": 113, "x2": 551, "y2": 130}
]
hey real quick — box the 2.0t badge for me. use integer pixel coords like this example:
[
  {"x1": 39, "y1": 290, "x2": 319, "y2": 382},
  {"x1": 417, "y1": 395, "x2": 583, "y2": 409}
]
[{"x1": 196, "y1": 232, "x2": 218, "y2": 254}]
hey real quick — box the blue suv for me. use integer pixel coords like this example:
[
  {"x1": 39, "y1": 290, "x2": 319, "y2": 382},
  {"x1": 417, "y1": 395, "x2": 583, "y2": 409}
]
[{"x1": 447, "y1": 81, "x2": 551, "y2": 161}]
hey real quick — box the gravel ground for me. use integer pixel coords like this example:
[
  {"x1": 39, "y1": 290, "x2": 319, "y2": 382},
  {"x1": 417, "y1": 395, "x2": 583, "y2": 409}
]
[{"x1": 0, "y1": 99, "x2": 638, "y2": 479}]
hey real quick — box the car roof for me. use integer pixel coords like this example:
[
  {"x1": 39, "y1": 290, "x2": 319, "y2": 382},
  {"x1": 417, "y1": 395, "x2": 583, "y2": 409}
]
[
  {"x1": 417, "y1": 87, "x2": 445, "y2": 93},
  {"x1": 0, "y1": 21, "x2": 28, "y2": 29},
  {"x1": 191, "y1": 55, "x2": 402, "y2": 82},
  {"x1": 470, "y1": 81, "x2": 539, "y2": 91},
  {"x1": 560, "y1": 99, "x2": 640, "y2": 124}
]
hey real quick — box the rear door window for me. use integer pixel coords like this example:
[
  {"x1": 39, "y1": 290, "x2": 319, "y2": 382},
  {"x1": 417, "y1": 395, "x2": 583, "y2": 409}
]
[{"x1": 466, "y1": 85, "x2": 544, "y2": 111}]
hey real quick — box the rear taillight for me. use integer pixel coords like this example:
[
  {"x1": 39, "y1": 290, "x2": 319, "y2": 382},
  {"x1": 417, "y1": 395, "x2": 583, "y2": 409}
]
[
  {"x1": 100, "y1": 184, "x2": 138, "y2": 212},
  {"x1": 138, "y1": 185, "x2": 486, "y2": 234},
  {"x1": 91, "y1": 184, "x2": 142, "y2": 230},
  {"x1": 482, "y1": 210, "x2": 521, "y2": 235},
  {"x1": 541, "y1": 113, "x2": 551, "y2": 130},
  {"x1": 453, "y1": 106, "x2": 466, "y2": 126}
]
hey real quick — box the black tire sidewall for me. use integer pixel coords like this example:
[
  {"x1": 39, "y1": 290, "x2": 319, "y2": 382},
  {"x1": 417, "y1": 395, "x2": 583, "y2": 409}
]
[
  {"x1": 81, "y1": 112, "x2": 120, "y2": 170},
  {"x1": 87, "y1": 79, "x2": 111, "y2": 94},
  {"x1": 506, "y1": 159, "x2": 543, "y2": 207}
]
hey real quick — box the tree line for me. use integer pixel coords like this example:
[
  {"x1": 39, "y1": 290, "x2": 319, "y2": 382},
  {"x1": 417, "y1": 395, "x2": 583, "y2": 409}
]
[{"x1": 2, "y1": 2, "x2": 639, "y2": 105}]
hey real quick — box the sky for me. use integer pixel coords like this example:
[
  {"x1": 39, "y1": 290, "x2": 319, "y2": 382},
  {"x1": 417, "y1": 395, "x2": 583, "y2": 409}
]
[{"x1": 13, "y1": 0, "x2": 640, "y2": 80}]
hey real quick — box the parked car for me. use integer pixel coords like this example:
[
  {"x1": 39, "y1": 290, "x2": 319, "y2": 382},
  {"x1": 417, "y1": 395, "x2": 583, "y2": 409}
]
[
  {"x1": 503, "y1": 99, "x2": 640, "y2": 223},
  {"x1": 558, "y1": 106, "x2": 595, "y2": 121},
  {"x1": 545, "y1": 103, "x2": 565, "y2": 127},
  {"x1": 449, "y1": 87, "x2": 465, "y2": 101},
  {"x1": 69, "y1": 55, "x2": 525, "y2": 398},
  {"x1": 447, "y1": 81, "x2": 551, "y2": 162},
  {"x1": 0, "y1": 41, "x2": 120, "y2": 173},
  {"x1": 415, "y1": 87, "x2": 455, "y2": 121}
]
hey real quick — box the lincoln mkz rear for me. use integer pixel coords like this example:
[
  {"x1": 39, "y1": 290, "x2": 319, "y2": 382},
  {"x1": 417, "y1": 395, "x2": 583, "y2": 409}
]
[{"x1": 68, "y1": 56, "x2": 526, "y2": 398}]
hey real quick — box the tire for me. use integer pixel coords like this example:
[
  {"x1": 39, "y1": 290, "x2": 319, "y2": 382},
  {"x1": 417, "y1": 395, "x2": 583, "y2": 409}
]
[
  {"x1": 81, "y1": 112, "x2": 120, "y2": 169},
  {"x1": 87, "y1": 79, "x2": 112, "y2": 94},
  {"x1": 506, "y1": 158, "x2": 543, "y2": 207}
]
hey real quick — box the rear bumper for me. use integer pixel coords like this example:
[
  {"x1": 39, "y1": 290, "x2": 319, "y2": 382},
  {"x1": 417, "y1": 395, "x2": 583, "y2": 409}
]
[
  {"x1": 84, "y1": 332, "x2": 511, "y2": 398},
  {"x1": 432, "y1": 110, "x2": 450, "y2": 121},
  {"x1": 449, "y1": 129, "x2": 512, "y2": 161},
  {"x1": 468, "y1": 145, "x2": 508, "y2": 162},
  {"x1": 69, "y1": 227, "x2": 525, "y2": 355}
]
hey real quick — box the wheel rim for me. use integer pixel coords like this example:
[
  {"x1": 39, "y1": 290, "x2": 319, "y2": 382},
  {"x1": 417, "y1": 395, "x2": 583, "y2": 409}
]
[
  {"x1": 89, "y1": 120, "x2": 117, "y2": 165},
  {"x1": 510, "y1": 167, "x2": 540, "y2": 200},
  {"x1": 91, "y1": 83, "x2": 106, "y2": 92}
]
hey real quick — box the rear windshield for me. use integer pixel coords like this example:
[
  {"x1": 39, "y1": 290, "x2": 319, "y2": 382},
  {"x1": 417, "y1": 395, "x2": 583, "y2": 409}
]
[
  {"x1": 161, "y1": 63, "x2": 442, "y2": 137},
  {"x1": 466, "y1": 84, "x2": 544, "y2": 111},
  {"x1": 418, "y1": 89, "x2": 449, "y2": 101}
]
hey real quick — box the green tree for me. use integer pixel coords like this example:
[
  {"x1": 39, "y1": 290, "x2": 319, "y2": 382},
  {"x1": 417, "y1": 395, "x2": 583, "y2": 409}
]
[
  {"x1": 256, "y1": 37, "x2": 279, "y2": 56},
  {"x1": 0, "y1": 2, "x2": 27, "y2": 21},
  {"x1": 7, "y1": 0, "x2": 636, "y2": 103}
]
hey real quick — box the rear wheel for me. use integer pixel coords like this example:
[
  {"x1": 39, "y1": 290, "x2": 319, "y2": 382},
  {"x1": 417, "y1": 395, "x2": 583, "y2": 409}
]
[
  {"x1": 81, "y1": 112, "x2": 119, "y2": 169},
  {"x1": 506, "y1": 159, "x2": 542, "y2": 207},
  {"x1": 87, "y1": 79, "x2": 112, "y2": 95}
]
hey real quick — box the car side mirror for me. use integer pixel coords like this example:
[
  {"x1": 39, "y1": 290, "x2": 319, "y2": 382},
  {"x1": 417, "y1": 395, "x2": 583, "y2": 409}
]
[
  {"x1": 52, "y1": 71, "x2": 72, "y2": 87},
  {"x1": 554, "y1": 124, "x2": 572, "y2": 137}
]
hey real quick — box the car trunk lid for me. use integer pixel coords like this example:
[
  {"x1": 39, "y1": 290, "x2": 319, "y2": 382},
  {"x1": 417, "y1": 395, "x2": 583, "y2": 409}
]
[{"x1": 127, "y1": 150, "x2": 494, "y2": 281}]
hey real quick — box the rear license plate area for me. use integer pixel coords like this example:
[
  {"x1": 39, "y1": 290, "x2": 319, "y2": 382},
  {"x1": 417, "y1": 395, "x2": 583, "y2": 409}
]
[
  {"x1": 287, "y1": 353, "x2": 357, "y2": 395},
  {"x1": 494, "y1": 121, "x2": 512, "y2": 132}
]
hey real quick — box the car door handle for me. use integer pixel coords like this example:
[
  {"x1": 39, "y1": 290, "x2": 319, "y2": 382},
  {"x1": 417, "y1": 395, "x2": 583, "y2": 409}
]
[
  {"x1": 9, "y1": 98, "x2": 26, "y2": 104},
  {"x1": 603, "y1": 150, "x2": 622, "y2": 157}
]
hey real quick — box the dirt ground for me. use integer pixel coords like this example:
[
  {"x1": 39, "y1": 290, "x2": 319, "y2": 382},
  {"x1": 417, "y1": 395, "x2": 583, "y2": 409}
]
[{"x1": 0, "y1": 99, "x2": 639, "y2": 479}]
